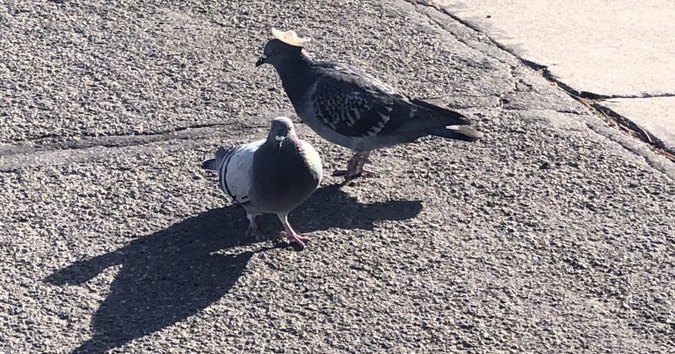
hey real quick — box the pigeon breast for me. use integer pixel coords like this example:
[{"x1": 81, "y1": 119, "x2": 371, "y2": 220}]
[{"x1": 249, "y1": 137, "x2": 322, "y2": 214}]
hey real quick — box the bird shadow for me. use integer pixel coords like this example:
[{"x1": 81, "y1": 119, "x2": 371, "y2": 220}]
[
  {"x1": 292, "y1": 184, "x2": 423, "y2": 233},
  {"x1": 45, "y1": 185, "x2": 422, "y2": 354}
]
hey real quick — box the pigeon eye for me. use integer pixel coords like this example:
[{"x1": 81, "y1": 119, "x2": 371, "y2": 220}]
[{"x1": 272, "y1": 48, "x2": 280, "y2": 55}]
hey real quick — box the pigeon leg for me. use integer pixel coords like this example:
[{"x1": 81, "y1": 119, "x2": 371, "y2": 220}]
[
  {"x1": 346, "y1": 151, "x2": 375, "y2": 180},
  {"x1": 246, "y1": 213, "x2": 263, "y2": 240},
  {"x1": 277, "y1": 214, "x2": 308, "y2": 249},
  {"x1": 333, "y1": 151, "x2": 376, "y2": 180}
]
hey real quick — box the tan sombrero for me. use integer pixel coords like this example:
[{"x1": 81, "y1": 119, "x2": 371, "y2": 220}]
[{"x1": 271, "y1": 28, "x2": 312, "y2": 47}]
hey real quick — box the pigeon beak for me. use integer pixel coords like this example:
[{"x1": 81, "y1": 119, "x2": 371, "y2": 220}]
[
  {"x1": 275, "y1": 135, "x2": 285, "y2": 148},
  {"x1": 255, "y1": 54, "x2": 267, "y2": 67}
]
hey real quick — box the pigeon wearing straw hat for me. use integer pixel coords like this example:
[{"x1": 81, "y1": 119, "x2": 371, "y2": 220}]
[{"x1": 256, "y1": 28, "x2": 483, "y2": 181}]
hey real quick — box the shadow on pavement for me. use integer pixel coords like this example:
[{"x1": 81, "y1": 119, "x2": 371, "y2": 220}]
[
  {"x1": 45, "y1": 184, "x2": 422, "y2": 353},
  {"x1": 293, "y1": 184, "x2": 424, "y2": 233}
]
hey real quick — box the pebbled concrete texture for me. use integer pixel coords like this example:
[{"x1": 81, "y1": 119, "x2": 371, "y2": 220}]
[{"x1": 1, "y1": 0, "x2": 674, "y2": 353}]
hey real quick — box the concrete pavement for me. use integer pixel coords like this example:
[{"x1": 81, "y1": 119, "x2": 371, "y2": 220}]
[
  {"x1": 603, "y1": 97, "x2": 675, "y2": 153},
  {"x1": 1, "y1": 0, "x2": 673, "y2": 353},
  {"x1": 425, "y1": 0, "x2": 675, "y2": 155}
]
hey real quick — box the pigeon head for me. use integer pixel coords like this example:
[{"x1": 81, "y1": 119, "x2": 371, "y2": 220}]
[
  {"x1": 267, "y1": 116, "x2": 297, "y2": 148},
  {"x1": 256, "y1": 28, "x2": 311, "y2": 68}
]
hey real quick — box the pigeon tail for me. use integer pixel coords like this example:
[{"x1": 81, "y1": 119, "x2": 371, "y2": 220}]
[
  {"x1": 394, "y1": 99, "x2": 482, "y2": 141},
  {"x1": 411, "y1": 99, "x2": 471, "y2": 126},
  {"x1": 201, "y1": 146, "x2": 233, "y2": 170},
  {"x1": 405, "y1": 99, "x2": 483, "y2": 141},
  {"x1": 201, "y1": 158, "x2": 218, "y2": 170},
  {"x1": 427, "y1": 125, "x2": 484, "y2": 142}
]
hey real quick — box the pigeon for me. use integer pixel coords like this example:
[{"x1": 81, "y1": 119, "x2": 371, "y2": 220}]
[
  {"x1": 256, "y1": 28, "x2": 483, "y2": 180},
  {"x1": 202, "y1": 116, "x2": 323, "y2": 248}
]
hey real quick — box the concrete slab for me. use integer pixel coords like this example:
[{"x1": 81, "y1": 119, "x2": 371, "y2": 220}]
[
  {"x1": 3, "y1": 107, "x2": 674, "y2": 353},
  {"x1": 601, "y1": 97, "x2": 675, "y2": 153},
  {"x1": 1, "y1": 0, "x2": 674, "y2": 353},
  {"x1": 425, "y1": 0, "x2": 675, "y2": 97}
]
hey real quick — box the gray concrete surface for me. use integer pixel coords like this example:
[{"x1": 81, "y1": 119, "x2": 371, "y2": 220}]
[
  {"x1": 425, "y1": 0, "x2": 675, "y2": 154},
  {"x1": 1, "y1": 0, "x2": 674, "y2": 353}
]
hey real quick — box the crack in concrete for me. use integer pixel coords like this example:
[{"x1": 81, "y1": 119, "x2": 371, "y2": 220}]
[
  {"x1": 0, "y1": 121, "x2": 270, "y2": 172},
  {"x1": 593, "y1": 93, "x2": 675, "y2": 100},
  {"x1": 516, "y1": 59, "x2": 675, "y2": 162},
  {"x1": 499, "y1": 107, "x2": 583, "y2": 115},
  {"x1": 409, "y1": 0, "x2": 675, "y2": 163},
  {"x1": 590, "y1": 102, "x2": 674, "y2": 156},
  {"x1": 0, "y1": 120, "x2": 273, "y2": 156},
  {"x1": 6, "y1": 121, "x2": 233, "y2": 147},
  {"x1": 518, "y1": 59, "x2": 675, "y2": 101}
]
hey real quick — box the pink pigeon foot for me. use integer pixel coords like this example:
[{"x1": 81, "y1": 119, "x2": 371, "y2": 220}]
[{"x1": 278, "y1": 214, "x2": 308, "y2": 249}]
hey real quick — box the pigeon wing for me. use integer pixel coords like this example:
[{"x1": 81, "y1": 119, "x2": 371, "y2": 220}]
[
  {"x1": 310, "y1": 64, "x2": 413, "y2": 138},
  {"x1": 219, "y1": 140, "x2": 264, "y2": 204}
]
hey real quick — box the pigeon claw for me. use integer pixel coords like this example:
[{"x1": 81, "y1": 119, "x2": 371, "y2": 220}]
[
  {"x1": 280, "y1": 230, "x2": 307, "y2": 249},
  {"x1": 347, "y1": 169, "x2": 377, "y2": 180},
  {"x1": 281, "y1": 231, "x2": 309, "y2": 250},
  {"x1": 246, "y1": 220, "x2": 264, "y2": 240},
  {"x1": 332, "y1": 168, "x2": 377, "y2": 181},
  {"x1": 278, "y1": 214, "x2": 309, "y2": 250}
]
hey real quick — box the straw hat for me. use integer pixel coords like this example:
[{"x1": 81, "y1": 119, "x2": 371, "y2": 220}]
[{"x1": 271, "y1": 28, "x2": 312, "y2": 47}]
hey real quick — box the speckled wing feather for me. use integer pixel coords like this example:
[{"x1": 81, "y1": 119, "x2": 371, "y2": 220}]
[{"x1": 310, "y1": 63, "x2": 412, "y2": 138}]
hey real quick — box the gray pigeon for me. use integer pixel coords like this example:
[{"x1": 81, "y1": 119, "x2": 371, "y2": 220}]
[
  {"x1": 256, "y1": 28, "x2": 483, "y2": 180},
  {"x1": 202, "y1": 116, "x2": 323, "y2": 248}
]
